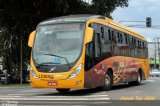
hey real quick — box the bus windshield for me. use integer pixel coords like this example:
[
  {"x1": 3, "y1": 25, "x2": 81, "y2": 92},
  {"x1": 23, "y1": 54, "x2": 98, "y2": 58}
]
[{"x1": 32, "y1": 23, "x2": 85, "y2": 72}]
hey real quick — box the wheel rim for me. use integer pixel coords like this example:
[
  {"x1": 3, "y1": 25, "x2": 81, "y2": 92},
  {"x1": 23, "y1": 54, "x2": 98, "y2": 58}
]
[
  {"x1": 105, "y1": 74, "x2": 111, "y2": 87},
  {"x1": 138, "y1": 73, "x2": 141, "y2": 83}
]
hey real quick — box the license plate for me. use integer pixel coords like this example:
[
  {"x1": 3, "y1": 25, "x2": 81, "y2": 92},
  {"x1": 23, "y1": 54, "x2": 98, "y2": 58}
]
[{"x1": 48, "y1": 82, "x2": 57, "y2": 86}]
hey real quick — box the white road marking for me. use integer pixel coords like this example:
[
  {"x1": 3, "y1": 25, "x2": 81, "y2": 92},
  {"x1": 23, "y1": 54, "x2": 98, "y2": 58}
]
[
  {"x1": 0, "y1": 94, "x2": 110, "y2": 101},
  {"x1": 135, "y1": 91, "x2": 144, "y2": 93},
  {"x1": 0, "y1": 97, "x2": 110, "y2": 101},
  {"x1": 0, "y1": 96, "x2": 21, "y2": 98},
  {"x1": 8, "y1": 94, "x2": 29, "y2": 96},
  {"x1": 20, "y1": 89, "x2": 51, "y2": 93},
  {"x1": 19, "y1": 105, "x2": 88, "y2": 106},
  {"x1": 7, "y1": 94, "x2": 108, "y2": 97},
  {"x1": 35, "y1": 94, "x2": 108, "y2": 98},
  {"x1": 28, "y1": 102, "x2": 111, "y2": 104}
]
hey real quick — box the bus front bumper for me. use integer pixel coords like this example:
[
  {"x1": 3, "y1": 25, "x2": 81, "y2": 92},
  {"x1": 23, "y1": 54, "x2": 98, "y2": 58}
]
[{"x1": 30, "y1": 78, "x2": 84, "y2": 88}]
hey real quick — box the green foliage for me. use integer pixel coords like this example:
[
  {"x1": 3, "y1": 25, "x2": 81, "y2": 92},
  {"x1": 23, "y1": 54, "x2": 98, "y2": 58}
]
[
  {"x1": 0, "y1": 0, "x2": 128, "y2": 76},
  {"x1": 91, "y1": 0, "x2": 128, "y2": 17}
]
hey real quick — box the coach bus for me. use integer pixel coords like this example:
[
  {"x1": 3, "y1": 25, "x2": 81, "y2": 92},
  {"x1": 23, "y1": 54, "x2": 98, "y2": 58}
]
[{"x1": 28, "y1": 15, "x2": 149, "y2": 93}]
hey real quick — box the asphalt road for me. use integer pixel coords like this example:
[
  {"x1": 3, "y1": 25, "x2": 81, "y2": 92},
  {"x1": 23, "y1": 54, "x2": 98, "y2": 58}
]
[{"x1": 0, "y1": 77, "x2": 160, "y2": 106}]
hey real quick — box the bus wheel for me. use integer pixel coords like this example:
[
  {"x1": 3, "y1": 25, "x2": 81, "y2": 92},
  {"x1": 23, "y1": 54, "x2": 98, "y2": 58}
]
[
  {"x1": 136, "y1": 71, "x2": 141, "y2": 85},
  {"x1": 56, "y1": 88, "x2": 70, "y2": 93},
  {"x1": 129, "y1": 71, "x2": 141, "y2": 86},
  {"x1": 102, "y1": 71, "x2": 113, "y2": 91}
]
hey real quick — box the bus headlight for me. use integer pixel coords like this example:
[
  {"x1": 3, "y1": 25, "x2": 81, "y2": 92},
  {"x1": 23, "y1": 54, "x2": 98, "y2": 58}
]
[
  {"x1": 30, "y1": 68, "x2": 39, "y2": 79},
  {"x1": 69, "y1": 64, "x2": 82, "y2": 79}
]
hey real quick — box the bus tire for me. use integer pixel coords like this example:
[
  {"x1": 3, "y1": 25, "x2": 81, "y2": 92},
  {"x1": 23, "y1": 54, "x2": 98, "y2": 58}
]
[
  {"x1": 135, "y1": 70, "x2": 142, "y2": 85},
  {"x1": 56, "y1": 88, "x2": 70, "y2": 93},
  {"x1": 129, "y1": 70, "x2": 141, "y2": 86},
  {"x1": 102, "y1": 71, "x2": 113, "y2": 91}
]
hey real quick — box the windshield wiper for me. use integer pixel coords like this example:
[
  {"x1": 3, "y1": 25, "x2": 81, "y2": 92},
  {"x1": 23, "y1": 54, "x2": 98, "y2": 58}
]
[
  {"x1": 44, "y1": 54, "x2": 71, "y2": 68},
  {"x1": 36, "y1": 62, "x2": 60, "y2": 68}
]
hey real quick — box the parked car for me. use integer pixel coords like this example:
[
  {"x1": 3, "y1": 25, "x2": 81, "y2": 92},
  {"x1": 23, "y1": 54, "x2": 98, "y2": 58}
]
[{"x1": 150, "y1": 69, "x2": 160, "y2": 77}]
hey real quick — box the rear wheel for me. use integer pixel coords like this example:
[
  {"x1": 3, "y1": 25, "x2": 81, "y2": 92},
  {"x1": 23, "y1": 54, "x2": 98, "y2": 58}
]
[
  {"x1": 136, "y1": 71, "x2": 141, "y2": 85},
  {"x1": 129, "y1": 71, "x2": 141, "y2": 86},
  {"x1": 102, "y1": 71, "x2": 113, "y2": 91},
  {"x1": 56, "y1": 88, "x2": 70, "y2": 93}
]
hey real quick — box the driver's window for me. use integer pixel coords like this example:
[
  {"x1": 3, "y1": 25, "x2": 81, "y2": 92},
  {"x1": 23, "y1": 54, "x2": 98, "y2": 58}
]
[{"x1": 90, "y1": 23, "x2": 102, "y2": 58}]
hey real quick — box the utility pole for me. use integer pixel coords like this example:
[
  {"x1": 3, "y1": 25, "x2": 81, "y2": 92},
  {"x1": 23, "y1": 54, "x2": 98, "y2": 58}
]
[
  {"x1": 157, "y1": 37, "x2": 160, "y2": 70},
  {"x1": 155, "y1": 38, "x2": 157, "y2": 69},
  {"x1": 20, "y1": 35, "x2": 23, "y2": 84}
]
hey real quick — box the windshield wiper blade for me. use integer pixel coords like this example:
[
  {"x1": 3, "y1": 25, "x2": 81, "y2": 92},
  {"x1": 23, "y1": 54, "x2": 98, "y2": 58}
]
[
  {"x1": 36, "y1": 62, "x2": 60, "y2": 68},
  {"x1": 44, "y1": 54, "x2": 71, "y2": 68}
]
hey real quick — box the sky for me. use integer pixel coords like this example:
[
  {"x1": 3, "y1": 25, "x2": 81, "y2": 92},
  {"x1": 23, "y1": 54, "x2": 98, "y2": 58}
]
[{"x1": 111, "y1": 0, "x2": 160, "y2": 42}]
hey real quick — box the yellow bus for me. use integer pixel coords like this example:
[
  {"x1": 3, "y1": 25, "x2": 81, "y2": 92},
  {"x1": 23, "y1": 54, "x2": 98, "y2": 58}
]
[{"x1": 28, "y1": 15, "x2": 149, "y2": 93}]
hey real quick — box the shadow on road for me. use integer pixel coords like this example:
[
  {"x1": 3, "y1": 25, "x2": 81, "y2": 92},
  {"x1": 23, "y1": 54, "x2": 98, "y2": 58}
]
[
  {"x1": 36, "y1": 88, "x2": 102, "y2": 96},
  {"x1": 112, "y1": 81, "x2": 148, "y2": 91},
  {"x1": 36, "y1": 82, "x2": 147, "y2": 96}
]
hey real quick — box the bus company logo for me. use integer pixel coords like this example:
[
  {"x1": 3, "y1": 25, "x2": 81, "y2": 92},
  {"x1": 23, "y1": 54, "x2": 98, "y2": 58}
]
[
  {"x1": 39, "y1": 74, "x2": 54, "y2": 79},
  {"x1": 49, "y1": 67, "x2": 56, "y2": 72}
]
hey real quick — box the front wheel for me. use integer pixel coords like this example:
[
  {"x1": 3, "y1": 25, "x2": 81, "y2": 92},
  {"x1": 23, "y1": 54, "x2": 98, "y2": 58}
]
[
  {"x1": 56, "y1": 88, "x2": 70, "y2": 93},
  {"x1": 102, "y1": 71, "x2": 113, "y2": 91}
]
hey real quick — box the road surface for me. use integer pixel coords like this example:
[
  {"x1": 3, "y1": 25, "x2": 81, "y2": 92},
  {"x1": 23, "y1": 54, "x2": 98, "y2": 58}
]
[{"x1": 0, "y1": 77, "x2": 160, "y2": 106}]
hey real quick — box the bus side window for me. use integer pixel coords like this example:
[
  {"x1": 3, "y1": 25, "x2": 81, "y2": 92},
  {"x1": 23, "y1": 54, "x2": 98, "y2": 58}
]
[
  {"x1": 108, "y1": 29, "x2": 111, "y2": 41},
  {"x1": 101, "y1": 27, "x2": 104, "y2": 38},
  {"x1": 91, "y1": 23, "x2": 97, "y2": 31},
  {"x1": 94, "y1": 33, "x2": 101, "y2": 57},
  {"x1": 90, "y1": 23, "x2": 101, "y2": 58},
  {"x1": 129, "y1": 36, "x2": 132, "y2": 46},
  {"x1": 116, "y1": 31, "x2": 122, "y2": 43},
  {"x1": 104, "y1": 27, "x2": 108, "y2": 43},
  {"x1": 143, "y1": 42, "x2": 145, "y2": 49},
  {"x1": 111, "y1": 30, "x2": 116, "y2": 43},
  {"x1": 142, "y1": 42, "x2": 145, "y2": 58},
  {"x1": 125, "y1": 34, "x2": 128, "y2": 44},
  {"x1": 117, "y1": 32, "x2": 120, "y2": 42},
  {"x1": 100, "y1": 26, "x2": 107, "y2": 54},
  {"x1": 144, "y1": 42, "x2": 148, "y2": 58},
  {"x1": 136, "y1": 39, "x2": 138, "y2": 47},
  {"x1": 134, "y1": 38, "x2": 136, "y2": 47},
  {"x1": 117, "y1": 32, "x2": 123, "y2": 43},
  {"x1": 120, "y1": 33, "x2": 123, "y2": 43}
]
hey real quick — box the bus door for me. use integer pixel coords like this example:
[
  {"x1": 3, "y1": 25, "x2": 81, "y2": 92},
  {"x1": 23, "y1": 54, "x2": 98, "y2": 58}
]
[
  {"x1": 84, "y1": 23, "x2": 104, "y2": 88},
  {"x1": 84, "y1": 41, "x2": 94, "y2": 88},
  {"x1": 93, "y1": 32, "x2": 102, "y2": 87},
  {"x1": 84, "y1": 32, "x2": 102, "y2": 88}
]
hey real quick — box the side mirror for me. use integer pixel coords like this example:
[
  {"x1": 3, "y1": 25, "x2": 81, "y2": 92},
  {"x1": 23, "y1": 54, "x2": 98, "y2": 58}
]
[
  {"x1": 28, "y1": 31, "x2": 35, "y2": 48},
  {"x1": 85, "y1": 27, "x2": 94, "y2": 44}
]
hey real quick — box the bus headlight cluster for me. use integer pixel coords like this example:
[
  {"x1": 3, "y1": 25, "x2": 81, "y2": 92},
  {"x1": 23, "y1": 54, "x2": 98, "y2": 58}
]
[
  {"x1": 69, "y1": 64, "x2": 82, "y2": 79},
  {"x1": 30, "y1": 67, "x2": 39, "y2": 79}
]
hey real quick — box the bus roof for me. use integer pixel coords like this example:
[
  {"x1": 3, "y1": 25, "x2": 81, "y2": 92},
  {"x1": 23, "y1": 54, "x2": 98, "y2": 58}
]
[
  {"x1": 39, "y1": 14, "x2": 146, "y2": 41},
  {"x1": 106, "y1": 17, "x2": 146, "y2": 41},
  {"x1": 39, "y1": 14, "x2": 105, "y2": 25}
]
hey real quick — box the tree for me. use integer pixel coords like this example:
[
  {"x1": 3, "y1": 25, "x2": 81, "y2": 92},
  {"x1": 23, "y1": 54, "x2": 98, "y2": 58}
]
[
  {"x1": 0, "y1": 0, "x2": 128, "y2": 80},
  {"x1": 91, "y1": 0, "x2": 128, "y2": 17}
]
